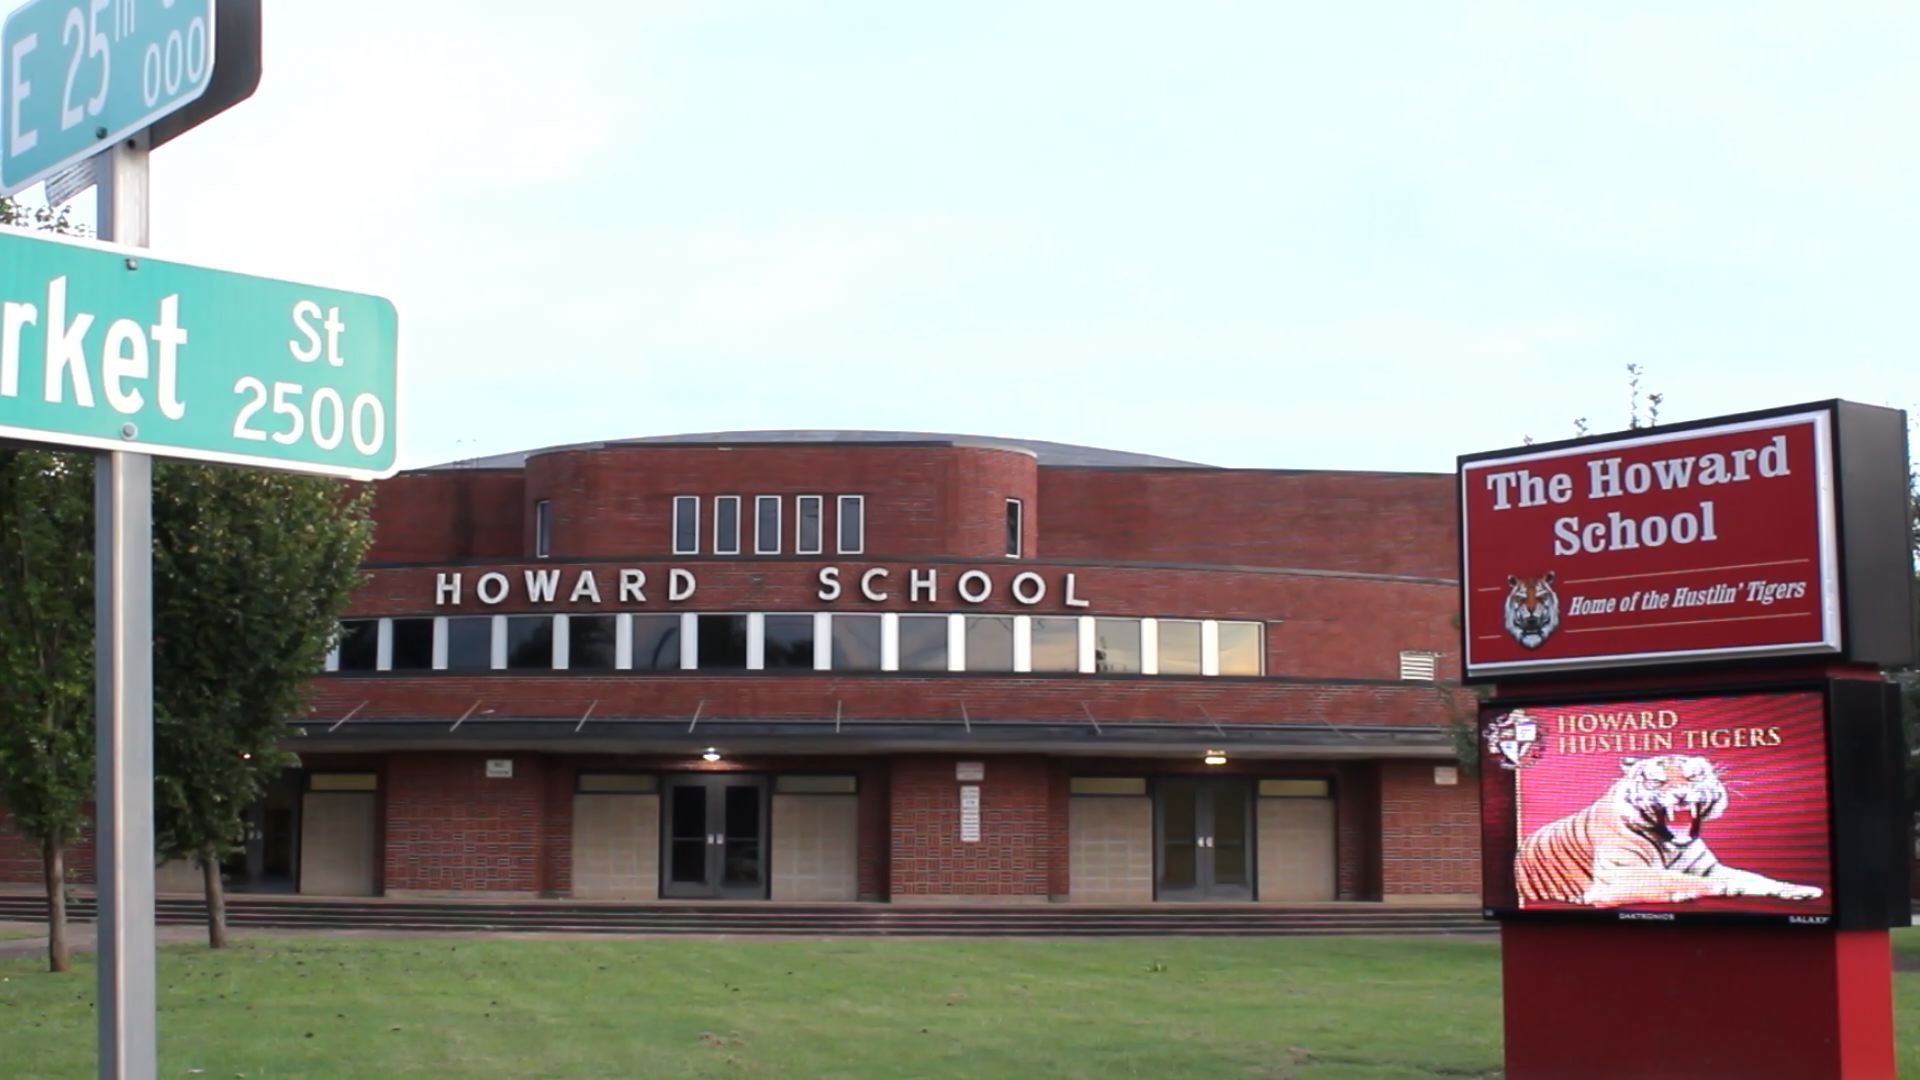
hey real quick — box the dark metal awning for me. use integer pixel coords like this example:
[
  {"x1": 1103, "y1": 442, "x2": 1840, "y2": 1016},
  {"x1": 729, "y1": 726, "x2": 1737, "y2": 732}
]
[{"x1": 284, "y1": 714, "x2": 1454, "y2": 759}]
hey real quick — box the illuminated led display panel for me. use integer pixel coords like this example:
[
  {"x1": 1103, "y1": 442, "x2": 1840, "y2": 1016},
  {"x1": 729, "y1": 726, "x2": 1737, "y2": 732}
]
[{"x1": 1480, "y1": 690, "x2": 1832, "y2": 924}]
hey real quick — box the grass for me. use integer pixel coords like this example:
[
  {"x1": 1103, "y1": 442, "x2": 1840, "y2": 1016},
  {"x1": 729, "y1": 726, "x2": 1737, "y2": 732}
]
[
  {"x1": 0, "y1": 930, "x2": 1910, "y2": 1078},
  {"x1": 0, "y1": 928, "x2": 40, "y2": 941},
  {"x1": 1, "y1": 934, "x2": 1499, "y2": 1079}
]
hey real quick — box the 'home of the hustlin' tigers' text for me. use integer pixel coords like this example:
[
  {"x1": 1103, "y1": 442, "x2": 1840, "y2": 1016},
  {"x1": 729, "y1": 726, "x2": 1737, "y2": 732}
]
[{"x1": 1480, "y1": 433, "x2": 1792, "y2": 557}]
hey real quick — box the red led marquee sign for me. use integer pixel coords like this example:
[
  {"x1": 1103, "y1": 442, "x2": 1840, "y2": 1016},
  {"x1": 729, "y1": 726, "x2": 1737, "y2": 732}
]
[{"x1": 1459, "y1": 408, "x2": 1842, "y2": 678}]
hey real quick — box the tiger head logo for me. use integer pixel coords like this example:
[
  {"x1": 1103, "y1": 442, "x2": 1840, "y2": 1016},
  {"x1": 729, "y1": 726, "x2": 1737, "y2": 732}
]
[
  {"x1": 1504, "y1": 572, "x2": 1558, "y2": 649},
  {"x1": 1616, "y1": 755, "x2": 1727, "y2": 845}
]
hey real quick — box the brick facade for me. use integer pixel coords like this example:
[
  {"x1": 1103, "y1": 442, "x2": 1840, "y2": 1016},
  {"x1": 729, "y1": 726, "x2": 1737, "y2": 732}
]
[
  {"x1": 0, "y1": 800, "x2": 96, "y2": 888},
  {"x1": 1378, "y1": 759, "x2": 1482, "y2": 898},
  {"x1": 0, "y1": 435, "x2": 1488, "y2": 904},
  {"x1": 887, "y1": 755, "x2": 1057, "y2": 901}
]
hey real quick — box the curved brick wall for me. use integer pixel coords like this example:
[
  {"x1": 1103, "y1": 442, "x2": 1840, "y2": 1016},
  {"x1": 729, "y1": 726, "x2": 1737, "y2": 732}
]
[
  {"x1": 1038, "y1": 468, "x2": 1457, "y2": 579},
  {"x1": 520, "y1": 443, "x2": 1039, "y2": 562}
]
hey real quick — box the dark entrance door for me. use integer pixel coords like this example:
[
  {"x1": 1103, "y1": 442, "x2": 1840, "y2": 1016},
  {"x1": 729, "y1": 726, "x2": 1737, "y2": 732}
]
[
  {"x1": 661, "y1": 775, "x2": 770, "y2": 899},
  {"x1": 1155, "y1": 777, "x2": 1254, "y2": 901}
]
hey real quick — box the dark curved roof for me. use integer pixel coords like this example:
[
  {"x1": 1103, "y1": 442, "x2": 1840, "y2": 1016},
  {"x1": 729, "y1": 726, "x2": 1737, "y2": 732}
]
[{"x1": 430, "y1": 430, "x2": 1213, "y2": 471}]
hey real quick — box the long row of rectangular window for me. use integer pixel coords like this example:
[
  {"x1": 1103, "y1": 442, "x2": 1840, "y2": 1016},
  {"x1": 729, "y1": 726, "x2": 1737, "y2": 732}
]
[
  {"x1": 328, "y1": 613, "x2": 1265, "y2": 676},
  {"x1": 674, "y1": 495, "x2": 866, "y2": 557}
]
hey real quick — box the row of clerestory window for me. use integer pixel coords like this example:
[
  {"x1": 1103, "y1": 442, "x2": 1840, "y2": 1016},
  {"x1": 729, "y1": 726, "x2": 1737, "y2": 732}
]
[
  {"x1": 532, "y1": 495, "x2": 1029, "y2": 560},
  {"x1": 328, "y1": 612, "x2": 1265, "y2": 676},
  {"x1": 672, "y1": 495, "x2": 864, "y2": 557}
]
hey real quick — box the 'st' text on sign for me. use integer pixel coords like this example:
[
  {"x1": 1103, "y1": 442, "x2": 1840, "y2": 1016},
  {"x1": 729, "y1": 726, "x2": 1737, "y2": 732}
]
[
  {"x1": 2, "y1": 0, "x2": 216, "y2": 194},
  {"x1": 1457, "y1": 409, "x2": 1840, "y2": 678},
  {"x1": 0, "y1": 229, "x2": 399, "y2": 479}
]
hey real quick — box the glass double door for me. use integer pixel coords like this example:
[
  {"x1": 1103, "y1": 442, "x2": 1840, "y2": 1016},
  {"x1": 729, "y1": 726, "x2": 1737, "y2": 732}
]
[
  {"x1": 1155, "y1": 778, "x2": 1254, "y2": 901},
  {"x1": 661, "y1": 776, "x2": 769, "y2": 899}
]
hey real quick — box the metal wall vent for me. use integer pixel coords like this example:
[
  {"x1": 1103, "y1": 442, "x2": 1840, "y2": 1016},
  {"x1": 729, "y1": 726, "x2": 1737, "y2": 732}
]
[{"x1": 1398, "y1": 651, "x2": 1439, "y2": 681}]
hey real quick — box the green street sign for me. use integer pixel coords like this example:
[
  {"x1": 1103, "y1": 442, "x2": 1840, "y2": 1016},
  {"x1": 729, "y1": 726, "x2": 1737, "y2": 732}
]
[
  {"x1": 2, "y1": 0, "x2": 216, "y2": 195},
  {"x1": 0, "y1": 228, "x2": 400, "y2": 478}
]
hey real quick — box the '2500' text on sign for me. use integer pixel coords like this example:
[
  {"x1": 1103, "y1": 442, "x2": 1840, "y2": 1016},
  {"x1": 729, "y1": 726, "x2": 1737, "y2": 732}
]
[{"x1": 0, "y1": 229, "x2": 398, "y2": 479}]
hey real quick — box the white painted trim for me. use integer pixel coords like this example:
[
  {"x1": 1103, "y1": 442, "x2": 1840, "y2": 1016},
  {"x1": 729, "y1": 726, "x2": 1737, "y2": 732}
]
[
  {"x1": 490, "y1": 615, "x2": 509, "y2": 670},
  {"x1": 375, "y1": 619, "x2": 394, "y2": 672},
  {"x1": 432, "y1": 617, "x2": 449, "y2": 671},
  {"x1": 837, "y1": 494, "x2": 865, "y2": 555},
  {"x1": 1140, "y1": 618, "x2": 1159, "y2": 675},
  {"x1": 797, "y1": 495, "x2": 825, "y2": 555},
  {"x1": 882, "y1": 612, "x2": 901, "y2": 671},
  {"x1": 1078, "y1": 615, "x2": 1097, "y2": 674},
  {"x1": 324, "y1": 644, "x2": 340, "y2": 672},
  {"x1": 1013, "y1": 615, "x2": 1033, "y2": 673},
  {"x1": 680, "y1": 612, "x2": 699, "y2": 671},
  {"x1": 747, "y1": 613, "x2": 767, "y2": 671},
  {"x1": 813, "y1": 612, "x2": 833, "y2": 671},
  {"x1": 553, "y1": 614, "x2": 571, "y2": 670},
  {"x1": 1201, "y1": 619, "x2": 1221, "y2": 677},
  {"x1": 713, "y1": 495, "x2": 742, "y2": 556},
  {"x1": 616, "y1": 614, "x2": 634, "y2": 670},
  {"x1": 948, "y1": 613, "x2": 967, "y2": 672},
  {"x1": 755, "y1": 495, "x2": 782, "y2": 555},
  {"x1": 672, "y1": 495, "x2": 700, "y2": 555}
]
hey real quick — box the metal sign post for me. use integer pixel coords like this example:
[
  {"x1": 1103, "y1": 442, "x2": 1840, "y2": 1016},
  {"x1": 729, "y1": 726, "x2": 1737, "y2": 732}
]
[{"x1": 94, "y1": 132, "x2": 156, "y2": 1080}]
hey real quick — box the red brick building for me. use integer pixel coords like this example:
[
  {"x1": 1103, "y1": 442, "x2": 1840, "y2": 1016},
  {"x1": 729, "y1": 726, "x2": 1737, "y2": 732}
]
[{"x1": 2, "y1": 432, "x2": 1483, "y2": 903}]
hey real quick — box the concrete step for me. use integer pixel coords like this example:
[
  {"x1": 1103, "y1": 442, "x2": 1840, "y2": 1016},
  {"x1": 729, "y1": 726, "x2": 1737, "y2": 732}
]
[{"x1": 0, "y1": 893, "x2": 1490, "y2": 937}]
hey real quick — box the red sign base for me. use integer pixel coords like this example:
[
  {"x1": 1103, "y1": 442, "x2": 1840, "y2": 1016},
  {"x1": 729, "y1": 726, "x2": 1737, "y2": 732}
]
[{"x1": 1502, "y1": 921, "x2": 1894, "y2": 1078}]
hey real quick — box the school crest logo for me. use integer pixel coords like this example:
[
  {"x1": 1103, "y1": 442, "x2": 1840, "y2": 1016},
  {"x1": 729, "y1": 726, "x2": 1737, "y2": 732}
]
[{"x1": 1486, "y1": 708, "x2": 1543, "y2": 770}]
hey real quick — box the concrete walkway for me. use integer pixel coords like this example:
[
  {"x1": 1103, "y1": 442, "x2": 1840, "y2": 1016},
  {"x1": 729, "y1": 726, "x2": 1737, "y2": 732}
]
[{"x1": 0, "y1": 920, "x2": 212, "y2": 961}]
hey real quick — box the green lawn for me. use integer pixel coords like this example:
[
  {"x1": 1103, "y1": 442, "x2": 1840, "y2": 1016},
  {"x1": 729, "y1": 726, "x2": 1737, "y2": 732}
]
[
  {"x1": 0, "y1": 930, "x2": 1911, "y2": 1078},
  {"x1": 0, "y1": 928, "x2": 40, "y2": 941}
]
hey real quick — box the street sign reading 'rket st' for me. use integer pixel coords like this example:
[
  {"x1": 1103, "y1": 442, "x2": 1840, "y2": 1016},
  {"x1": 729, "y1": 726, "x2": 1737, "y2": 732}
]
[
  {"x1": 0, "y1": 228, "x2": 399, "y2": 478},
  {"x1": 1457, "y1": 401, "x2": 1912, "y2": 680},
  {"x1": 2, "y1": 0, "x2": 217, "y2": 194}
]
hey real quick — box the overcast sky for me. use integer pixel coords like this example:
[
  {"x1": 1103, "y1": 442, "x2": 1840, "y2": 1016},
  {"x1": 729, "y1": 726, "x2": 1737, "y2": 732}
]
[{"x1": 15, "y1": 1, "x2": 1917, "y2": 472}]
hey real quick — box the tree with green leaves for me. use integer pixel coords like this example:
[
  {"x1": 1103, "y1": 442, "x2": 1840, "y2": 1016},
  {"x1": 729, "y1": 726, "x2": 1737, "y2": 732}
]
[
  {"x1": 0, "y1": 197, "x2": 94, "y2": 974},
  {"x1": 0, "y1": 451, "x2": 96, "y2": 973},
  {"x1": 151, "y1": 466, "x2": 373, "y2": 947}
]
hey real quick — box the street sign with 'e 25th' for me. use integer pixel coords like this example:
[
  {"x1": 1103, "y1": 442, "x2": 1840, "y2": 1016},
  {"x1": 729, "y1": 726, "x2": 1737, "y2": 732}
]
[
  {"x1": 2, "y1": 0, "x2": 216, "y2": 194},
  {"x1": 0, "y1": 229, "x2": 400, "y2": 478}
]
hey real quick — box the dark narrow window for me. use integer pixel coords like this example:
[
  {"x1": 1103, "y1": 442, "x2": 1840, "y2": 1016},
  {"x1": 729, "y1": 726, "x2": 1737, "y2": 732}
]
[
  {"x1": 390, "y1": 618, "x2": 434, "y2": 671},
  {"x1": 1006, "y1": 499, "x2": 1022, "y2": 558},
  {"x1": 714, "y1": 496, "x2": 741, "y2": 555},
  {"x1": 830, "y1": 614, "x2": 883, "y2": 671},
  {"x1": 837, "y1": 495, "x2": 864, "y2": 554},
  {"x1": 763, "y1": 614, "x2": 816, "y2": 670},
  {"x1": 631, "y1": 615, "x2": 683, "y2": 671},
  {"x1": 534, "y1": 499, "x2": 552, "y2": 559},
  {"x1": 797, "y1": 496, "x2": 823, "y2": 555},
  {"x1": 505, "y1": 616, "x2": 554, "y2": 670},
  {"x1": 697, "y1": 614, "x2": 749, "y2": 670},
  {"x1": 335, "y1": 620, "x2": 378, "y2": 671},
  {"x1": 569, "y1": 615, "x2": 617, "y2": 671},
  {"x1": 898, "y1": 615, "x2": 949, "y2": 672},
  {"x1": 755, "y1": 496, "x2": 781, "y2": 555},
  {"x1": 446, "y1": 617, "x2": 493, "y2": 671},
  {"x1": 673, "y1": 496, "x2": 699, "y2": 555}
]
